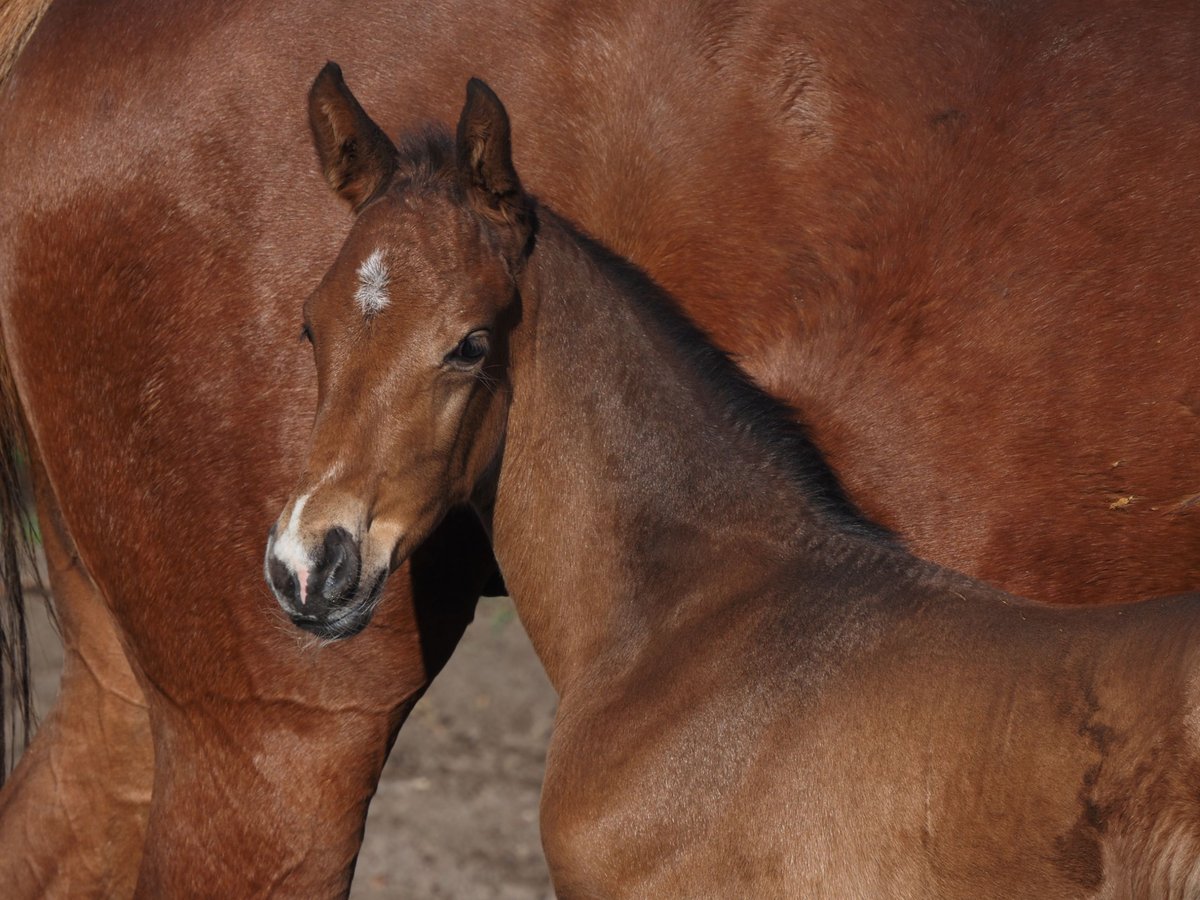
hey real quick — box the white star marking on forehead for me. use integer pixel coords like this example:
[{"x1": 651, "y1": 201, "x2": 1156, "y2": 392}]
[{"x1": 355, "y1": 248, "x2": 390, "y2": 316}]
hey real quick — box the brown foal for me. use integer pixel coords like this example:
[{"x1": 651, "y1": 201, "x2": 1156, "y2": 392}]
[{"x1": 269, "y1": 71, "x2": 1200, "y2": 896}]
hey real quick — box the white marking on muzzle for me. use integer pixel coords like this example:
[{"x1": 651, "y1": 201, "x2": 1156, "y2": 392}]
[
  {"x1": 272, "y1": 492, "x2": 312, "y2": 606},
  {"x1": 355, "y1": 248, "x2": 390, "y2": 316}
]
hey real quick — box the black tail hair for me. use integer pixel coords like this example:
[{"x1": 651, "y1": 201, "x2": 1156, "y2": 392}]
[{"x1": 0, "y1": 349, "x2": 35, "y2": 784}]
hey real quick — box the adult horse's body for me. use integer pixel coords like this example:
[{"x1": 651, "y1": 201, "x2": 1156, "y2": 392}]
[
  {"x1": 273, "y1": 77, "x2": 1200, "y2": 897},
  {"x1": 1, "y1": 0, "x2": 1197, "y2": 894}
]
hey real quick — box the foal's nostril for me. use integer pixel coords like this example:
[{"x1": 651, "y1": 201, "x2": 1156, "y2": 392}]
[
  {"x1": 267, "y1": 555, "x2": 300, "y2": 608},
  {"x1": 266, "y1": 524, "x2": 362, "y2": 625},
  {"x1": 316, "y1": 526, "x2": 360, "y2": 604}
]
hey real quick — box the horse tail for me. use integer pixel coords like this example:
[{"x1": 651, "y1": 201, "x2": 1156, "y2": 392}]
[
  {"x1": 0, "y1": 0, "x2": 50, "y2": 782},
  {"x1": 0, "y1": 342, "x2": 36, "y2": 783},
  {"x1": 0, "y1": 0, "x2": 52, "y2": 89}
]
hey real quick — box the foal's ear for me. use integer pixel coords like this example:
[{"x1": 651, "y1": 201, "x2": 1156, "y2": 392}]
[
  {"x1": 308, "y1": 62, "x2": 398, "y2": 211},
  {"x1": 456, "y1": 79, "x2": 532, "y2": 242}
]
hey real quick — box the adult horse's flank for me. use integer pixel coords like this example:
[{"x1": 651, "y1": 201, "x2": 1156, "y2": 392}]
[
  {"x1": 272, "y1": 74, "x2": 1200, "y2": 897},
  {"x1": 1, "y1": 0, "x2": 1198, "y2": 894}
]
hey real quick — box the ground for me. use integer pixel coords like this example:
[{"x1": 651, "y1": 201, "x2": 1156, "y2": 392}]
[{"x1": 24, "y1": 593, "x2": 558, "y2": 899}]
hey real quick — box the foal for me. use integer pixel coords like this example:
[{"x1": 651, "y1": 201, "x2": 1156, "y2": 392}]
[{"x1": 268, "y1": 67, "x2": 1200, "y2": 896}]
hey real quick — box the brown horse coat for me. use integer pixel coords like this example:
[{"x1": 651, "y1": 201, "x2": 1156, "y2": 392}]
[
  {"x1": 1, "y1": 0, "x2": 1198, "y2": 893},
  {"x1": 279, "y1": 79, "x2": 1200, "y2": 897}
]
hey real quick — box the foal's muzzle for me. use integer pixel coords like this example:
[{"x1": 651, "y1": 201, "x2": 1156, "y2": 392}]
[{"x1": 265, "y1": 525, "x2": 382, "y2": 639}]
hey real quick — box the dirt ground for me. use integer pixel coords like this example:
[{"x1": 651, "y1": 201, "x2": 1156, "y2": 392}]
[{"x1": 23, "y1": 592, "x2": 559, "y2": 899}]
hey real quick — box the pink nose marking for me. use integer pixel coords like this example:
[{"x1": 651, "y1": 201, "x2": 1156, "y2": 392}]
[{"x1": 297, "y1": 566, "x2": 310, "y2": 606}]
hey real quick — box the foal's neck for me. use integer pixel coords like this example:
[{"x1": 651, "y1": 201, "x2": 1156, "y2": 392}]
[{"x1": 490, "y1": 214, "x2": 883, "y2": 692}]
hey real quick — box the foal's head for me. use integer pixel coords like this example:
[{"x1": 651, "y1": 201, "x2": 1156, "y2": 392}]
[{"x1": 265, "y1": 65, "x2": 533, "y2": 638}]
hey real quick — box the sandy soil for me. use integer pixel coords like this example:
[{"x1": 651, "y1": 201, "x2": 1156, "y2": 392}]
[{"x1": 22, "y1": 592, "x2": 558, "y2": 899}]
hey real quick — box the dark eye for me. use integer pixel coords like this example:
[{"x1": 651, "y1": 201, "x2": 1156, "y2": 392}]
[
  {"x1": 446, "y1": 330, "x2": 490, "y2": 369},
  {"x1": 299, "y1": 322, "x2": 315, "y2": 345}
]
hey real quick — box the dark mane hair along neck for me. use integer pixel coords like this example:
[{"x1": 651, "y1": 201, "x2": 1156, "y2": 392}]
[{"x1": 547, "y1": 214, "x2": 895, "y2": 546}]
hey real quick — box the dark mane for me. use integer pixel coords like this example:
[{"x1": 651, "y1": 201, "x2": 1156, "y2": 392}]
[
  {"x1": 386, "y1": 126, "x2": 892, "y2": 545},
  {"x1": 561, "y1": 218, "x2": 896, "y2": 545}
]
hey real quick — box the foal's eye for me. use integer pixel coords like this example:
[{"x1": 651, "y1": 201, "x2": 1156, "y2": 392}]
[
  {"x1": 446, "y1": 331, "x2": 490, "y2": 369},
  {"x1": 300, "y1": 323, "x2": 315, "y2": 345}
]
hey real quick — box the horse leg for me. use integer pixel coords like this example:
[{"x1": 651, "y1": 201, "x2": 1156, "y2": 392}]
[
  {"x1": 128, "y1": 507, "x2": 489, "y2": 897},
  {"x1": 135, "y1": 697, "x2": 404, "y2": 896},
  {"x1": 0, "y1": 458, "x2": 153, "y2": 898}
]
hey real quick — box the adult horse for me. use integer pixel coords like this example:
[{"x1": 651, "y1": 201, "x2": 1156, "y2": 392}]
[
  {"x1": 1, "y1": 0, "x2": 1197, "y2": 895},
  {"x1": 272, "y1": 75, "x2": 1200, "y2": 896}
]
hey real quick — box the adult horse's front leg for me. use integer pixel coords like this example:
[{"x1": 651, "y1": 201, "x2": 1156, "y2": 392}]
[
  {"x1": 135, "y1": 678, "x2": 402, "y2": 895},
  {"x1": 0, "y1": 461, "x2": 154, "y2": 898},
  {"x1": 1, "y1": 488, "x2": 489, "y2": 899},
  {"x1": 130, "y1": 508, "x2": 490, "y2": 897}
]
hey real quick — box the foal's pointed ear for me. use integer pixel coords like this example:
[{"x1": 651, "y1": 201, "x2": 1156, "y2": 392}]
[
  {"x1": 456, "y1": 79, "x2": 532, "y2": 238},
  {"x1": 308, "y1": 62, "x2": 398, "y2": 211}
]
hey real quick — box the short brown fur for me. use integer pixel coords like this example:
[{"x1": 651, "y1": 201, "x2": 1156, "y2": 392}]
[
  {"x1": 277, "y1": 78, "x2": 1200, "y2": 897},
  {"x1": 2, "y1": 0, "x2": 1198, "y2": 893}
]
